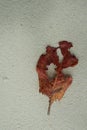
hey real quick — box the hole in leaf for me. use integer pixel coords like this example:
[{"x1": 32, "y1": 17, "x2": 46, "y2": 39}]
[{"x1": 46, "y1": 63, "x2": 57, "y2": 79}]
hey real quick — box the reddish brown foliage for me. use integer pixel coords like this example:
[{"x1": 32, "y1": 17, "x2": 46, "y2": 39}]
[{"x1": 36, "y1": 41, "x2": 78, "y2": 114}]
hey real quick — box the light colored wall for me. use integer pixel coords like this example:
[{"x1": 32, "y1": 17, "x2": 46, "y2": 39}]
[{"x1": 0, "y1": 0, "x2": 87, "y2": 130}]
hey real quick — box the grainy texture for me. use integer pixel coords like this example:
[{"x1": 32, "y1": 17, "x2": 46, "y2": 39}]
[
  {"x1": 0, "y1": 0, "x2": 87, "y2": 130},
  {"x1": 36, "y1": 41, "x2": 78, "y2": 114}
]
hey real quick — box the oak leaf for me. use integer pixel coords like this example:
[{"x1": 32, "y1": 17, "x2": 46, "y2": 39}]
[{"x1": 36, "y1": 41, "x2": 78, "y2": 114}]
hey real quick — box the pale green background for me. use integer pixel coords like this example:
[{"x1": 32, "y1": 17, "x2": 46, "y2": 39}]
[{"x1": 0, "y1": 0, "x2": 87, "y2": 130}]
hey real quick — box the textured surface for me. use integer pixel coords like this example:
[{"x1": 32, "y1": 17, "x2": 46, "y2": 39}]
[{"x1": 0, "y1": 0, "x2": 87, "y2": 130}]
